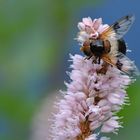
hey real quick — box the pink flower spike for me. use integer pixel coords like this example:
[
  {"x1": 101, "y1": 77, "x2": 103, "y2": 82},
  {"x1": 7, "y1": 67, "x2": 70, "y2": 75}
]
[
  {"x1": 93, "y1": 18, "x2": 102, "y2": 30},
  {"x1": 76, "y1": 17, "x2": 109, "y2": 44},
  {"x1": 82, "y1": 17, "x2": 93, "y2": 27},
  {"x1": 98, "y1": 24, "x2": 109, "y2": 33},
  {"x1": 101, "y1": 117, "x2": 121, "y2": 133},
  {"x1": 50, "y1": 54, "x2": 134, "y2": 140},
  {"x1": 85, "y1": 134, "x2": 97, "y2": 140},
  {"x1": 78, "y1": 22, "x2": 85, "y2": 31}
]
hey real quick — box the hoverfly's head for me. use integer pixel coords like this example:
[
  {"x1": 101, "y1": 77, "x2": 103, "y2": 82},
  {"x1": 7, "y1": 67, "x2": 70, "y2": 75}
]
[
  {"x1": 80, "y1": 39, "x2": 104, "y2": 57},
  {"x1": 76, "y1": 17, "x2": 109, "y2": 57},
  {"x1": 89, "y1": 40, "x2": 104, "y2": 55}
]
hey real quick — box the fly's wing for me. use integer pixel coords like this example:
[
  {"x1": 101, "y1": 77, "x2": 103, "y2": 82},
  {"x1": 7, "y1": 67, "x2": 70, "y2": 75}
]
[
  {"x1": 99, "y1": 15, "x2": 139, "y2": 77},
  {"x1": 115, "y1": 53, "x2": 140, "y2": 77},
  {"x1": 102, "y1": 53, "x2": 140, "y2": 77},
  {"x1": 100, "y1": 15, "x2": 135, "y2": 40},
  {"x1": 102, "y1": 54, "x2": 117, "y2": 68}
]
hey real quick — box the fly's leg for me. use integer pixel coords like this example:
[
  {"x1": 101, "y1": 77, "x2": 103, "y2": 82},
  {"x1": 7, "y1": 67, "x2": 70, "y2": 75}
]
[
  {"x1": 97, "y1": 61, "x2": 109, "y2": 74},
  {"x1": 97, "y1": 57, "x2": 101, "y2": 64},
  {"x1": 84, "y1": 55, "x2": 92, "y2": 60},
  {"x1": 92, "y1": 56, "x2": 98, "y2": 64}
]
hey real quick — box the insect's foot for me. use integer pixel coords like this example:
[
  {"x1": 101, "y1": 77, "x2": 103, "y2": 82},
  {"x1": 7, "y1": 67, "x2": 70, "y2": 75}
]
[
  {"x1": 97, "y1": 68, "x2": 107, "y2": 75},
  {"x1": 92, "y1": 59, "x2": 97, "y2": 64}
]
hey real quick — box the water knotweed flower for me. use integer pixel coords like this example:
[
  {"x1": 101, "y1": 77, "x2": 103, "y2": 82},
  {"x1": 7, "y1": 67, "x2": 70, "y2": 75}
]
[
  {"x1": 50, "y1": 17, "x2": 137, "y2": 140},
  {"x1": 77, "y1": 17, "x2": 109, "y2": 45}
]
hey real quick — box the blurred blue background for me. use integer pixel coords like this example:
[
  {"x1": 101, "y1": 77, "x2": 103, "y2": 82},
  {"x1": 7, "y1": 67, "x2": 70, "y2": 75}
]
[{"x1": 0, "y1": 0, "x2": 140, "y2": 140}]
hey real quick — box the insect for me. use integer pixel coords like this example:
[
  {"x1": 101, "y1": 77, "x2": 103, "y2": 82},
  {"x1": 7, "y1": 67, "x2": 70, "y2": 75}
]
[{"x1": 80, "y1": 15, "x2": 139, "y2": 76}]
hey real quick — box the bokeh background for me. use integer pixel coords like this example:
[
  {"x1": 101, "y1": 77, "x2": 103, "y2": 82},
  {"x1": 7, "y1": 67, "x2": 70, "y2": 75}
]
[{"x1": 0, "y1": 0, "x2": 140, "y2": 140}]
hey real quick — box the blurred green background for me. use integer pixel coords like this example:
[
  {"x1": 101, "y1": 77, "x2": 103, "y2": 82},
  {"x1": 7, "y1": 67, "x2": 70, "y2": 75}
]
[{"x1": 0, "y1": 0, "x2": 140, "y2": 140}]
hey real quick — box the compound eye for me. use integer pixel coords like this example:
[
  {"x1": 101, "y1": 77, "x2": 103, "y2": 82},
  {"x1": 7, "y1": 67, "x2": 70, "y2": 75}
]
[
  {"x1": 83, "y1": 41, "x2": 90, "y2": 46},
  {"x1": 90, "y1": 42, "x2": 96, "y2": 47}
]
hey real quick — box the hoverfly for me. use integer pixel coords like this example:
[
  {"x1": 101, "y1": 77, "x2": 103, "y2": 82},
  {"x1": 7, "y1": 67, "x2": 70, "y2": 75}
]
[{"x1": 79, "y1": 15, "x2": 139, "y2": 76}]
